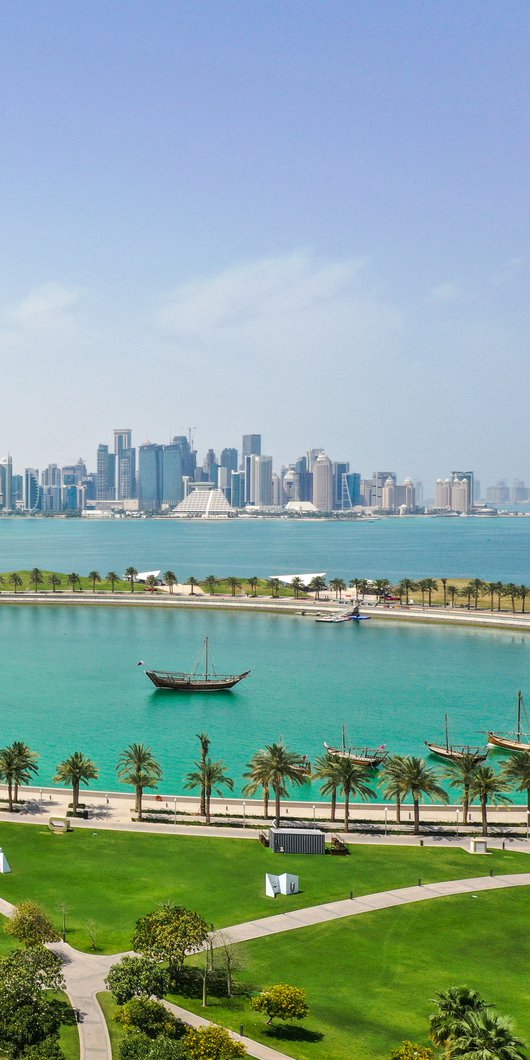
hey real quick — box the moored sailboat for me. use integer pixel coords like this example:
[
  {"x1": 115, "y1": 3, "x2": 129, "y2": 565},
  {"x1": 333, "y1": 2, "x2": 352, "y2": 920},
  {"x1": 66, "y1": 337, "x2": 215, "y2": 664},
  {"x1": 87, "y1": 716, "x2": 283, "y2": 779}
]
[
  {"x1": 425, "y1": 714, "x2": 488, "y2": 763},
  {"x1": 145, "y1": 637, "x2": 250, "y2": 692},
  {"x1": 488, "y1": 691, "x2": 530, "y2": 752},
  {"x1": 324, "y1": 724, "x2": 387, "y2": 767}
]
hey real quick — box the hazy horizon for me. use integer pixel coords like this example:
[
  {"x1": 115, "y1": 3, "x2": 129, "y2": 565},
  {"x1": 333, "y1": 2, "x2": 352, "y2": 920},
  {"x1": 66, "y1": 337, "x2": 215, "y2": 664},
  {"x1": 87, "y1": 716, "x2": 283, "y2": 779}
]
[{"x1": 1, "y1": 1, "x2": 528, "y2": 485}]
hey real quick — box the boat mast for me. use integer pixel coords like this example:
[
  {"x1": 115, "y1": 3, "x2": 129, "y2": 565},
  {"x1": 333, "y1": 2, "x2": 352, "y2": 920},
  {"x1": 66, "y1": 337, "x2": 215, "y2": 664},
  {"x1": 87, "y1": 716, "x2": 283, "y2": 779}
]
[
  {"x1": 205, "y1": 637, "x2": 209, "y2": 682},
  {"x1": 517, "y1": 690, "x2": 522, "y2": 742},
  {"x1": 445, "y1": 713, "x2": 449, "y2": 751},
  {"x1": 342, "y1": 723, "x2": 346, "y2": 753}
]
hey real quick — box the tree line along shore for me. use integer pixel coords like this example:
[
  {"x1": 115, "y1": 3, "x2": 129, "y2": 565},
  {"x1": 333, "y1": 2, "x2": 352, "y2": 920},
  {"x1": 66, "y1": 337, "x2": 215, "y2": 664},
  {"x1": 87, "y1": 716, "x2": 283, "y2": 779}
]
[
  {"x1": 2, "y1": 570, "x2": 530, "y2": 613},
  {"x1": 3, "y1": 737, "x2": 530, "y2": 838}
]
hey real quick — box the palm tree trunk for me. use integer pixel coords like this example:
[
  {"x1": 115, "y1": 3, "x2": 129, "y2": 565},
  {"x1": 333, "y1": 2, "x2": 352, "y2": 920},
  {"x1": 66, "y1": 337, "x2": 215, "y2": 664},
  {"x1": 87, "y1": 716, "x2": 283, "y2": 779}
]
[
  {"x1": 331, "y1": 787, "x2": 337, "y2": 822},
  {"x1": 72, "y1": 781, "x2": 80, "y2": 814},
  {"x1": 7, "y1": 779, "x2": 13, "y2": 813},
  {"x1": 463, "y1": 784, "x2": 469, "y2": 823},
  {"x1": 344, "y1": 787, "x2": 350, "y2": 833},
  {"x1": 413, "y1": 797, "x2": 420, "y2": 834},
  {"x1": 205, "y1": 786, "x2": 211, "y2": 825},
  {"x1": 274, "y1": 785, "x2": 281, "y2": 827},
  {"x1": 481, "y1": 797, "x2": 488, "y2": 836},
  {"x1": 263, "y1": 786, "x2": 269, "y2": 819},
  {"x1": 395, "y1": 793, "x2": 401, "y2": 824},
  {"x1": 136, "y1": 785, "x2": 142, "y2": 820}
]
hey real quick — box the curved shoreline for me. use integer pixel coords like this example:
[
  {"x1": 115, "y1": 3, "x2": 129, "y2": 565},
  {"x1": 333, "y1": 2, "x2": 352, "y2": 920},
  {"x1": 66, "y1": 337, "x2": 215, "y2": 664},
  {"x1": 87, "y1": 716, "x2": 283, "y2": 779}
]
[{"x1": 1, "y1": 588, "x2": 530, "y2": 632}]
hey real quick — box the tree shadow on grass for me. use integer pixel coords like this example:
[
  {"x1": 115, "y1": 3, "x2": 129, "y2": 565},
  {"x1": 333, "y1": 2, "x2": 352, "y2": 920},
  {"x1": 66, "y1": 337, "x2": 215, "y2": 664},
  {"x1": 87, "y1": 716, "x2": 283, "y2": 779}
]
[{"x1": 265, "y1": 1024, "x2": 324, "y2": 1044}]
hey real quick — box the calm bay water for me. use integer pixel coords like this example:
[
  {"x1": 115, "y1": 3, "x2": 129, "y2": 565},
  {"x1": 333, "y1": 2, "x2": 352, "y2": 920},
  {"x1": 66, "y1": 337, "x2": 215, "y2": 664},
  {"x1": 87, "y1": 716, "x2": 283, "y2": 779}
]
[
  {"x1": 0, "y1": 515, "x2": 530, "y2": 582},
  {"x1": 2, "y1": 603, "x2": 528, "y2": 799}
]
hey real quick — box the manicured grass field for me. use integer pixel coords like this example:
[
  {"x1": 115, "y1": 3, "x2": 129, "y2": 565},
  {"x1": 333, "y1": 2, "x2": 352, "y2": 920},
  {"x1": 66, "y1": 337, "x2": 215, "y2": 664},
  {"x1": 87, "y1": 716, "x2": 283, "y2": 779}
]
[
  {"x1": 0, "y1": 823, "x2": 529, "y2": 953},
  {"x1": 168, "y1": 887, "x2": 530, "y2": 1060}
]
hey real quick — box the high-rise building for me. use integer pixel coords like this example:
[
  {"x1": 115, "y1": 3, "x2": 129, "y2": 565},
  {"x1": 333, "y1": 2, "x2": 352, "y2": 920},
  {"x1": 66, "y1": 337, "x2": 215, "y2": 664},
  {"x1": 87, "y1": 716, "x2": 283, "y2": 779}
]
[
  {"x1": 172, "y1": 435, "x2": 196, "y2": 480},
  {"x1": 241, "y1": 434, "x2": 261, "y2": 464},
  {"x1": 451, "y1": 477, "x2": 470, "y2": 513},
  {"x1": 23, "y1": 468, "x2": 41, "y2": 512},
  {"x1": 117, "y1": 448, "x2": 136, "y2": 500},
  {"x1": 340, "y1": 472, "x2": 361, "y2": 509},
  {"x1": 451, "y1": 470, "x2": 474, "y2": 506},
  {"x1": 138, "y1": 443, "x2": 163, "y2": 510},
  {"x1": 435, "y1": 478, "x2": 452, "y2": 508},
  {"x1": 114, "y1": 429, "x2": 132, "y2": 454},
  {"x1": 250, "y1": 455, "x2": 273, "y2": 506},
  {"x1": 313, "y1": 453, "x2": 333, "y2": 511},
  {"x1": 161, "y1": 445, "x2": 183, "y2": 506},
  {"x1": 0, "y1": 456, "x2": 13, "y2": 511},
  {"x1": 333, "y1": 462, "x2": 350, "y2": 508},
  {"x1": 96, "y1": 444, "x2": 115, "y2": 500},
  {"x1": 230, "y1": 471, "x2": 245, "y2": 508},
  {"x1": 220, "y1": 448, "x2": 238, "y2": 474}
]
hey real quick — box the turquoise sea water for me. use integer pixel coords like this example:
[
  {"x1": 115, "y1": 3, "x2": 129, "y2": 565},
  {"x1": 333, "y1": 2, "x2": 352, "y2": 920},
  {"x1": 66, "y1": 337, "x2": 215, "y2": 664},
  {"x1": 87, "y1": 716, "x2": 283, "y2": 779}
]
[
  {"x1": 2, "y1": 604, "x2": 529, "y2": 799},
  {"x1": 0, "y1": 515, "x2": 530, "y2": 582}
]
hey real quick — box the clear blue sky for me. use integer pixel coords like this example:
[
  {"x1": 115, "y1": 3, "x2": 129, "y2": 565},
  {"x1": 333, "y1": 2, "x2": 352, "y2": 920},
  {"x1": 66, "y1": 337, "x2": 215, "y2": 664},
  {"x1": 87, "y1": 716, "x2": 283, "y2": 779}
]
[{"x1": 1, "y1": 1, "x2": 528, "y2": 489}]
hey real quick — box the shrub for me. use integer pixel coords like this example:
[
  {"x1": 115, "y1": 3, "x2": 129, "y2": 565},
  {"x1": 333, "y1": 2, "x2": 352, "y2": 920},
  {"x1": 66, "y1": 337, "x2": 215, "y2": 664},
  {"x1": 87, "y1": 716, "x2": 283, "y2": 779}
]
[{"x1": 250, "y1": 983, "x2": 308, "y2": 1025}]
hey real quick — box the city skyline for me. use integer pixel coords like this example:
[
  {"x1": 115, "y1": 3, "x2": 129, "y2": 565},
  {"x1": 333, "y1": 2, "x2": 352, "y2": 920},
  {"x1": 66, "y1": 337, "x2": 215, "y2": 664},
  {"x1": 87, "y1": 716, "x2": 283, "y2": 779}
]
[{"x1": 1, "y1": 3, "x2": 529, "y2": 482}]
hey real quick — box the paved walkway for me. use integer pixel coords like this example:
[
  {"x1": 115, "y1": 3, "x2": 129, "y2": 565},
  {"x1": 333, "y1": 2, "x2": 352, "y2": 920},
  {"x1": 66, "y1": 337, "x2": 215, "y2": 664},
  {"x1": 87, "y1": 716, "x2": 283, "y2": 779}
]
[{"x1": 2, "y1": 871, "x2": 529, "y2": 1060}]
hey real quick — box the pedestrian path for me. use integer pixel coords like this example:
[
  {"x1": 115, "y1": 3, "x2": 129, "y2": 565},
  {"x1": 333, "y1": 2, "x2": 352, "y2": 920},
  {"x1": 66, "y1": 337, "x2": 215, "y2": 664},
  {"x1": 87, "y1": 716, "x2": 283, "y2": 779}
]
[{"x1": 4, "y1": 872, "x2": 530, "y2": 1060}]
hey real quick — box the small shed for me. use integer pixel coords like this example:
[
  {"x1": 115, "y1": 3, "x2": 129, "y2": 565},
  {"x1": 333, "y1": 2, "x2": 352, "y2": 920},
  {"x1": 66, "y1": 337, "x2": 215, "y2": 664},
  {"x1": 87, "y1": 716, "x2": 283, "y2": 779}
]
[{"x1": 268, "y1": 828, "x2": 325, "y2": 855}]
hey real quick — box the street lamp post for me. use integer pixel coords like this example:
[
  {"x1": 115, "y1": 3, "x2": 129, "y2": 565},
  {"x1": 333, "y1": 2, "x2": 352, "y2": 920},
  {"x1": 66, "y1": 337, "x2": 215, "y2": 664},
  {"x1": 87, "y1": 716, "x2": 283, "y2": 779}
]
[{"x1": 312, "y1": 804, "x2": 316, "y2": 824}]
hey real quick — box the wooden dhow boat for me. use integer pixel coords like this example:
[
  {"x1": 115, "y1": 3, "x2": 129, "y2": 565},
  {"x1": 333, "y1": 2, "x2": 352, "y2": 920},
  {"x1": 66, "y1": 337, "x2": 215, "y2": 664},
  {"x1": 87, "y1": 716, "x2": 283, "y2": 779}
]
[
  {"x1": 145, "y1": 637, "x2": 250, "y2": 692},
  {"x1": 425, "y1": 714, "x2": 488, "y2": 763},
  {"x1": 324, "y1": 725, "x2": 387, "y2": 767},
  {"x1": 488, "y1": 690, "x2": 530, "y2": 752}
]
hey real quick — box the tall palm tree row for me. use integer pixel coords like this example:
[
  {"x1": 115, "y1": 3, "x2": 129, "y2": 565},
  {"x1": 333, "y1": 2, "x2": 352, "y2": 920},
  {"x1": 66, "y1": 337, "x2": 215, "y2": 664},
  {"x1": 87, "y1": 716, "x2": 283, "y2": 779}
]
[
  {"x1": 248, "y1": 742, "x2": 308, "y2": 826},
  {"x1": 116, "y1": 743, "x2": 162, "y2": 821},
  {"x1": 184, "y1": 757, "x2": 234, "y2": 825}
]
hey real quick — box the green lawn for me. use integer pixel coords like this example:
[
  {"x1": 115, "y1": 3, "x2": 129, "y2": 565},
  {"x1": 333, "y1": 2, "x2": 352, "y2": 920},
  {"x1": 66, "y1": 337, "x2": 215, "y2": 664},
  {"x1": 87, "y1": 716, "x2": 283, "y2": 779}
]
[
  {"x1": 168, "y1": 887, "x2": 530, "y2": 1060},
  {"x1": 98, "y1": 992, "x2": 126, "y2": 1058},
  {"x1": 0, "y1": 823, "x2": 528, "y2": 953}
]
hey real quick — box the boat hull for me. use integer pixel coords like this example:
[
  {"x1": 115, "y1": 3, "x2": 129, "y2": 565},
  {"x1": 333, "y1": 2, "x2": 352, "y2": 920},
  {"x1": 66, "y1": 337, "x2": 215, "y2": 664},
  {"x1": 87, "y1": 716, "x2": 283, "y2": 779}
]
[
  {"x1": 146, "y1": 669, "x2": 250, "y2": 692},
  {"x1": 324, "y1": 742, "x2": 386, "y2": 767},
  {"x1": 487, "y1": 731, "x2": 530, "y2": 753},
  {"x1": 425, "y1": 741, "x2": 488, "y2": 762}
]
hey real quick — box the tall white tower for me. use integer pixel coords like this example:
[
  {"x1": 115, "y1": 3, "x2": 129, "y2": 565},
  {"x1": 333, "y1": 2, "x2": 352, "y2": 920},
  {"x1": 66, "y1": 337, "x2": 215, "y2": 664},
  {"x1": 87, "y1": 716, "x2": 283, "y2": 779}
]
[{"x1": 313, "y1": 453, "x2": 333, "y2": 511}]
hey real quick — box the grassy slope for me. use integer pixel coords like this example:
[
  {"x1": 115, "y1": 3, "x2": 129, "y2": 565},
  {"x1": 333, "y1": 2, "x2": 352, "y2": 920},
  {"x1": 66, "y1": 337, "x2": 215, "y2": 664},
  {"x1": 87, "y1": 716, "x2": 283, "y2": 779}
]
[
  {"x1": 0, "y1": 823, "x2": 528, "y2": 952},
  {"x1": 97, "y1": 992, "x2": 126, "y2": 1059},
  {"x1": 168, "y1": 888, "x2": 530, "y2": 1060}
]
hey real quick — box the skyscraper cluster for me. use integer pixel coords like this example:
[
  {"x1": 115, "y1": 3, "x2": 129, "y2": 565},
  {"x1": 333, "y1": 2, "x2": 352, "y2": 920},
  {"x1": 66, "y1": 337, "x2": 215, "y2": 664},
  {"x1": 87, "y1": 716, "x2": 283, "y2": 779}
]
[{"x1": 0, "y1": 429, "x2": 422, "y2": 515}]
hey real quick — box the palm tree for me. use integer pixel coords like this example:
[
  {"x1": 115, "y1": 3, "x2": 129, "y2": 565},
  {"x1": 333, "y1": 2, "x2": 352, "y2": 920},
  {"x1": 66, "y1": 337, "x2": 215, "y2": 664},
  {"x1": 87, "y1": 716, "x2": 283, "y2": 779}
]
[
  {"x1": 242, "y1": 750, "x2": 272, "y2": 819},
  {"x1": 308, "y1": 576, "x2": 327, "y2": 600},
  {"x1": 227, "y1": 577, "x2": 240, "y2": 597},
  {"x1": 329, "y1": 578, "x2": 346, "y2": 601},
  {"x1": 9, "y1": 573, "x2": 22, "y2": 594},
  {"x1": 67, "y1": 572, "x2": 81, "y2": 592},
  {"x1": 460, "y1": 585, "x2": 473, "y2": 609},
  {"x1": 380, "y1": 754, "x2": 409, "y2": 824},
  {"x1": 0, "y1": 742, "x2": 39, "y2": 811},
  {"x1": 502, "y1": 752, "x2": 530, "y2": 812},
  {"x1": 163, "y1": 571, "x2": 177, "y2": 594},
  {"x1": 54, "y1": 752, "x2": 99, "y2": 813},
  {"x1": 145, "y1": 574, "x2": 157, "y2": 592},
  {"x1": 205, "y1": 575, "x2": 217, "y2": 595},
  {"x1": 374, "y1": 579, "x2": 391, "y2": 604},
  {"x1": 505, "y1": 583, "x2": 520, "y2": 613},
  {"x1": 444, "y1": 753, "x2": 481, "y2": 824},
  {"x1": 125, "y1": 567, "x2": 138, "y2": 593},
  {"x1": 250, "y1": 743, "x2": 307, "y2": 826},
  {"x1": 312, "y1": 753, "x2": 344, "y2": 821},
  {"x1": 397, "y1": 579, "x2": 416, "y2": 605},
  {"x1": 107, "y1": 572, "x2": 120, "y2": 593},
  {"x1": 9, "y1": 741, "x2": 39, "y2": 802},
  {"x1": 30, "y1": 568, "x2": 44, "y2": 593},
  {"x1": 349, "y1": 578, "x2": 367, "y2": 602},
  {"x1": 447, "y1": 585, "x2": 458, "y2": 607},
  {"x1": 49, "y1": 574, "x2": 62, "y2": 593},
  {"x1": 333, "y1": 758, "x2": 376, "y2": 831},
  {"x1": 417, "y1": 580, "x2": 429, "y2": 606},
  {"x1": 422, "y1": 578, "x2": 438, "y2": 606},
  {"x1": 247, "y1": 577, "x2": 259, "y2": 598},
  {"x1": 268, "y1": 578, "x2": 280, "y2": 599},
  {"x1": 184, "y1": 758, "x2": 234, "y2": 824},
  {"x1": 389, "y1": 756, "x2": 448, "y2": 834},
  {"x1": 88, "y1": 571, "x2": 101, "y2": 593},
  {"x1": 441, "y1": 577, "x2": 448, "y2": 607},
  {"x1": 0, "y1": 575, "x2": 3, "y2": 593},
  {"x1": 446, "y1": 1009, "x2": 526, "y2": 1059},
  {"x1": 490, "y1": 580, "x2": 504, "y2": 610},
  {"x1": 518, "y1": 585, "x2": 529, "y2": 613},
  {"x1": 469, "y1": 765, "x2": 512, "y2": 836},
  {"x1": 116, "y1": 743, "x2": 162, "y2": 821},
  {"x1": 196, "y1": 733, "x2": 210, "y2": 815},
  {"x1": 291, "y1": 576, "x2": 305, "y2": 600},
  {"x1": 429, "y1": 985, "x2": 488, "y2": 1047},
  {"x1": 187, "y1": 576, "x2": 198, "y2": 596},
  {"x1": 467, "y1": 578, "x2": 486, "y2": 609}
]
